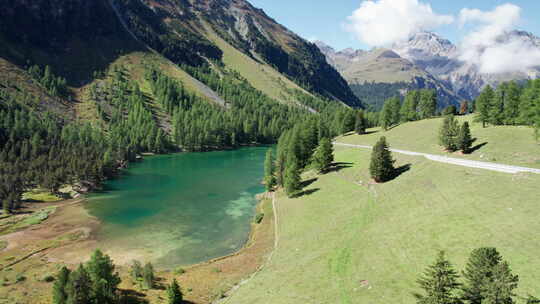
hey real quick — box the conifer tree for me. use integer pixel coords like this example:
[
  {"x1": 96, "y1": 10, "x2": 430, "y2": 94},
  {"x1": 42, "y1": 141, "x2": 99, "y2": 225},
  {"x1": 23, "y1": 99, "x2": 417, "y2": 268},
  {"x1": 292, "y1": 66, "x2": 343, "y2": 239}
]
[
  {"x1": 369, "y1": 137, "x2": 395, "y2": 183},
  {"x1": 419, "y1": 90, "x2": 437, "y2": 119},
  {"x1": 401, "y1": 90, "x2": 420, "y2": 122},
  {"x1": 167, "y1": 279, "x2": 183, "y2": 304},
  {"x1": 457, "y1": 122, "x2": 473, "y2": 154},
  {"x1": 414, "y1": 251, "x2": 462, "y2": 304},
  {"x1": 85, "y1": 249, "x2": 121, "y2": 304},
  {"x1": 284, "y1": 154, "x2": 301, "y2": 197},
  {"x1": 461, "y1": 247, "x2": 518, "y2": 304},
  {"x1": 460, "y1": 101, "x2": 469, "y2": 115},
  {"x1": 65, "y1": 264, "x2": 92, "y2": 304},
  {"x1": 142, "y1": 262, "x2": 155, "y2": 290},
  {"x1": 264, "y1": 149, "x2": 276, "y2": 191},
  {"x1": 439, "y1": 115, "x2": 460, "y2": 152},
  {"x1": 311, "y1": 138, "x2": 334, "y2": 173},
  {"x1": 52, "y1": 267, "x2": 71, "y2": 304},
  {"x1": 475, "y1": 86, "x2": 494, "y2": 128},
  {"x1": 355, "y1": 111, "x2": 367, "y2": 135}
]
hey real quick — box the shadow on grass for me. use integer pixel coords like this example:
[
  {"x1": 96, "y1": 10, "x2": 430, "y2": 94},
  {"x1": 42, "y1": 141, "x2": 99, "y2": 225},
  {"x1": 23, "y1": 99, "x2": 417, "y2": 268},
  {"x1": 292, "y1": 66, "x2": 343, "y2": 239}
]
[
  {"x1": 300, "y1": 178, "x2": 318, "y2": 189},
  {"x1": 119, "y1": 289, "x2": 149, "y2": 304},
  {"x1": 325, "y1": 163, "x2": 353, "y2": 173},
  {"x1": 467, "y1": 142, "x2": 488, "y2": 154},
  {"x1": 360, "y1": 130, "x2": 379, "y2": 135},
  {"x1": 387, "y1": 164, "x2": 412, "y2": 181},
  {"x1": 294, "y1": 188, "x2": 320, "y2": 198}
]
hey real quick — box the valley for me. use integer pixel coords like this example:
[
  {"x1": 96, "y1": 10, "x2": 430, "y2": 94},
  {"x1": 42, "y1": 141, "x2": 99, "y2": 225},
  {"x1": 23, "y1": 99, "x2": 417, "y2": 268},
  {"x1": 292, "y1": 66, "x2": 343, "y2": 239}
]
[{"x1": 0, "y1": 0, "x2": 539, "y2": 303}]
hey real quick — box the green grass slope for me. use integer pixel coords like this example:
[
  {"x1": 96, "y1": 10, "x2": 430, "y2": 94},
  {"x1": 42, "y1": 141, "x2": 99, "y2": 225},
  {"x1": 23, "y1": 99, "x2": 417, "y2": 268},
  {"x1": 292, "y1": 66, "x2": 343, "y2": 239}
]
[
  {"x1": 336, "y1": 115, "x2": 540, "y2": 169},
  {"x1": 228, "y1": 147, "x2": 540, "y2": 303}
]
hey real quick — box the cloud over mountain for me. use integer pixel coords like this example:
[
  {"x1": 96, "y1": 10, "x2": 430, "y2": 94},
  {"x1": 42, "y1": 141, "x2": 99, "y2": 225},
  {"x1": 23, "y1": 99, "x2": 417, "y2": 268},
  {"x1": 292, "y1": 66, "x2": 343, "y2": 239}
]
[
  {"x1": 345, "y1": 0, "x2": 453, "y2": 47},
  {"x1": 346, "y1": 1, "x2": 540, "y2": 75}
]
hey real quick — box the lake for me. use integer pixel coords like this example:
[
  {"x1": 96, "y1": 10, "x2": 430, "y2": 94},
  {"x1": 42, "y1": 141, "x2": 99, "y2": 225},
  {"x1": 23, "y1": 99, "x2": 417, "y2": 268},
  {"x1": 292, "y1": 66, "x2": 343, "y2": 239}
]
[{"x1": 86, "y1": 147, "x2": 268, "y2": 268}]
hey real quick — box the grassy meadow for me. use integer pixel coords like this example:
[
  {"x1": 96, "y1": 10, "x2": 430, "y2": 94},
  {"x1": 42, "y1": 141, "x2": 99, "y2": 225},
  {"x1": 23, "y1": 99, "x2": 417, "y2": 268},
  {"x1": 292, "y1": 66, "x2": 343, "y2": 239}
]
[
  {"x1": 336, "y1": 115, "x2": 540, "y2": 169},
  {"x1": 227, "y1": 144, "x2": 540, "y2": 303}
]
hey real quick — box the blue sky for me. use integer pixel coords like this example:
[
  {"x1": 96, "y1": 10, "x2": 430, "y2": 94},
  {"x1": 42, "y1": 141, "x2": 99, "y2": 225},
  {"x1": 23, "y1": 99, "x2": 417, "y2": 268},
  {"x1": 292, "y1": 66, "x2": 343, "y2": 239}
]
[{"x1": 249, "y1": 0, "x2": 540, "y2": 50}]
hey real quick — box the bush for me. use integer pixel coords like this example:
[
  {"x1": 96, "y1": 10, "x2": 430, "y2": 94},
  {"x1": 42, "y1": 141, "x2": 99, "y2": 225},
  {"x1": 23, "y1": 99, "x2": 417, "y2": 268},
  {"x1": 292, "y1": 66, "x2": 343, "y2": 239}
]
[
  {"x1": 15, "y1": 274, "x2": 26, "y2": 282},
  {"x1": 254, "y1": 213, "x2": 264, "y2": 224},
  {"x1": 42, "y1": 275, "x2": 55, "y2": 282},
  {"x1": 174, "y1": 267, "x2": 186, "y2": 275}
]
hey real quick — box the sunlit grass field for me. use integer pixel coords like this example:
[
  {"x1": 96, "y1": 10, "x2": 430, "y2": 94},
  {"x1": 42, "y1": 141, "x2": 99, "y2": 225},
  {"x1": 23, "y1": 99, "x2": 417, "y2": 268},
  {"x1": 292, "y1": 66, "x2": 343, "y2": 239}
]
[
  {"x1": 228, "y1": 146, "x2": 540, "y2": 303},
  {"x1": 336, "y1": 115, "x2": 540, "y2": 169}
]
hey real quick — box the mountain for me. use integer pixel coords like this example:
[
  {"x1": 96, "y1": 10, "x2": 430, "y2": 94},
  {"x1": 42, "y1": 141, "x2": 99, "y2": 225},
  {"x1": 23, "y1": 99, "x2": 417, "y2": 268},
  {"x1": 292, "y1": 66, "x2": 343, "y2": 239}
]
[
  {"x1": 0, "y1": 0, "x2": 360, "y2": 108},
  {"x1": 393, "y1": 30, "x2": 540, "y2": 100},
  {"x1": 316, "y1": 41, "x2": 458, "y2": 110}
]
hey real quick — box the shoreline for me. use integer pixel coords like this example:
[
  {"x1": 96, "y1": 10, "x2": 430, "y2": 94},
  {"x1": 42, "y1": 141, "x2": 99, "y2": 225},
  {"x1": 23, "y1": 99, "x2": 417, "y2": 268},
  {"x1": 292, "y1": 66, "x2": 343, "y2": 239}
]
[{"x1": 0, "y1": 191, "x2": 276, "y2": 304}]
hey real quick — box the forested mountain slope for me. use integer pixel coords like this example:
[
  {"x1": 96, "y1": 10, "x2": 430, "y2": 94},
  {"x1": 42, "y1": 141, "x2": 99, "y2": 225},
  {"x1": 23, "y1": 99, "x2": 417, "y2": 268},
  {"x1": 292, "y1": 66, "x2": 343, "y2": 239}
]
[{"x1": 0, "y1": 0, "x2": 361, "y2": 213}]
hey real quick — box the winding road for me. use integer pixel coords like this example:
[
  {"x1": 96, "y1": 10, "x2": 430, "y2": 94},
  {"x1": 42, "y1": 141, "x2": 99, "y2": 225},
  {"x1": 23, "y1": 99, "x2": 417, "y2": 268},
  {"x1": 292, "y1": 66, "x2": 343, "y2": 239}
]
[{"x1": 334, "y1": 142, "x2": 540, "y2": 175}]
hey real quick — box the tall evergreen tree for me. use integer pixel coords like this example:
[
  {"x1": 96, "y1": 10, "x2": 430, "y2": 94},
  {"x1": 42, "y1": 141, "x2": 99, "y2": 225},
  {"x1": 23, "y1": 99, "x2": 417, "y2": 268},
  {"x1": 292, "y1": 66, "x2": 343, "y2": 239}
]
[
  {"x1": 167, "y1": 279, "x2": 183, "y2": 304},
  {"x1": 311, "y1": 138, "x2": 334, "y2": 173},
  {"x1": 284, "y1": 154, "x2": 301, "y2": 197},
  {"x1": 457, "y1": 122, "x2": 473, "y2": 154},
  {"x1": 355, "y1": 111, "x2": 367, "y2": 135},
  {"x1": 65, "y1": 264, "x2": 92, "y2": 304},
  {"x1": 414, "y1": 251, "x2": 462, "y2": 304},
  {"x1": 475, "y1": 86, "x2": 494, "y2": 128},
  {"x1": 401, "y1": 90, "x2": 420, "y2": 122},
  {"x1": 85, "y1": 249, "x2": 121, "y2": 304},
  {"x1": 439, "y1": 115, "x2": 460, "y2": 152},
  {"x1": 461, "y1": 247, "x2": 518, "y2": 304},
  {"x1": 142, "y1": 263, "x2": 155, "y2": 290},
  {"x1": 369, "y1": 137, "x2": 395, "y2": 183},
  {"x1": 53, "y1": 267, "x2": 71, "y2": 304},
  {"x1": 502, "y1": 81, "x2": 521, "y2": 125},
  {"x1": 264, "y1": 149, "x2": 276, "y2": 191},
  {"x1": 419, "y1": 90, "x2": 437, "y2": 119}
]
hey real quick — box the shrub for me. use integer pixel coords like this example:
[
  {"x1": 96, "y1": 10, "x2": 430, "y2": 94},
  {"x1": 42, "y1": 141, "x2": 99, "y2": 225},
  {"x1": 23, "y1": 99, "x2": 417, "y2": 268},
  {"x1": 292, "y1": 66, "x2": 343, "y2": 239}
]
[{"x1": 255, "y1": 213, "x2": 264, "y2": 224}]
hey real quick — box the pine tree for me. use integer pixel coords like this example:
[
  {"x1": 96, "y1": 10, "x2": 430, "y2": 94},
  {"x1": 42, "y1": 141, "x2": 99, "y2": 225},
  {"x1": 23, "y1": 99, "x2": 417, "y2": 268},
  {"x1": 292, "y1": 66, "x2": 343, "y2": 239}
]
[
  {"x1": 284, "y1": 154, "x2": 301, "y2": 197},
  {"x1": 439, "y1": 115, "x2": 460, "y2": 152},
  {"x1": 414, "y1": 251, "x2": 462, "y2": 304},
  {"x1": 65, "y1": 264, "x2": 92, "y2": 304},
  {"x1": 475, "y1": 86, "x2": 494, "y2": 128},
  {"x1": 85, "y1": 249, "x2": 121, "y2": 304},
  {"x1": 461, "y1": 247, "x2": 518, "y2": 304},
  {"x1": 419, "y1": 90, "x2": 437, "y2": 119},
  {"x1": 457, "y1": 122, "x2": 473, "y2": 154},
  {"x1": 264, "y1": 149, "x2": 276, "y2": 191},
  {"x1": 167, "y1": 279, "x2": 183, "y2": 304},
  {"x1": 130, "y1": 260, "x2": 143, "y2": 282},
  {"x1": 311, "y1": 138, "x2": 334, "y2": 173},
  {"x1": 142, "y1": 262, "x2": 155, "y2": 290},
  {"x1": 52, "y1": 267, "x2": 71, "y2": 304},
  {"x1": 355, "y1": 111, "x2": 367, "y2": 135},
  {"x1": 369, "y1": 137, "x2": 395, "y2": 183}
]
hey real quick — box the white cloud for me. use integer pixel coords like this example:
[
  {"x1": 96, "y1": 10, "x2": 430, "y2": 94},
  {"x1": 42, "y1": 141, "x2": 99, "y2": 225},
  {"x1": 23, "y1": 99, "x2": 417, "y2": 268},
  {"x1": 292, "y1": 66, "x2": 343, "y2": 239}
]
[
  {"x1": 346, "y1": 0, "x2": 454, "y2": 46},
  {"x1": 457, "y1": 3, "x2": 540, "y2": 74}
]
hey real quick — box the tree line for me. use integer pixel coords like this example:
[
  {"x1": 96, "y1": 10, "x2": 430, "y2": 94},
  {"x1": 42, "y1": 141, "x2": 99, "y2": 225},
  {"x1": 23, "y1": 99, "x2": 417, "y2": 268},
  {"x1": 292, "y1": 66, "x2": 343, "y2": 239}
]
[
  {"x1": 379, "y1": 89, "x2": 438, "y2": 130},
  {"x1": 474, "y1": 80, "x2": 540, "y2": 137},
  {"x1": 415, "y1": 248, "x2": 537, "y2": 304}
]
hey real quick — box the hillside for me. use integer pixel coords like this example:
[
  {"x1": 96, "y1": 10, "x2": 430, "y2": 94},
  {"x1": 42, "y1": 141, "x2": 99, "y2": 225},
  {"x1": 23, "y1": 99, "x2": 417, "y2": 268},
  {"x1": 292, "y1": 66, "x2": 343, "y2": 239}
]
[
  {"x1": 0, "y1": 0, "x2": 360, "y2": 108},
  {"x1": 226, "y1": 121, "x2": 540, "y2": 303},
  {"x1": 336, "y1": 115, "x2": 540, "y2": 169}
]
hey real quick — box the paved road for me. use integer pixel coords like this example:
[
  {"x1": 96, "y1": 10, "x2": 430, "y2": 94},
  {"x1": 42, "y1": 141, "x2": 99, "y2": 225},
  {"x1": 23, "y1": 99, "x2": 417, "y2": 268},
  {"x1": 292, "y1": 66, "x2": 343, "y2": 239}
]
[{"x1": 334, "y1": 143, "x2": 540, "y2": 175}]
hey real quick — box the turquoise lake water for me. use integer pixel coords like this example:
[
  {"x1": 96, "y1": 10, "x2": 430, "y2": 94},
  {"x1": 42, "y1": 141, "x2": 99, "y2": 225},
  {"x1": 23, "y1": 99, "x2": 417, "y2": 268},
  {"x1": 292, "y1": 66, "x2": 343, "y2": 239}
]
[{"x1": 85, "y1": 147, "x2": 268, "y2": 268}]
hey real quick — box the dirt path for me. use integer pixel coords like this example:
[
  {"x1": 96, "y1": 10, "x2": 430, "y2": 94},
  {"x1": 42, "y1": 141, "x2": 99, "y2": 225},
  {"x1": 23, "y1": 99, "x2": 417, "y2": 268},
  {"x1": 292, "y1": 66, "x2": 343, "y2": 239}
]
[{"x1": 334, "y1": 142, "x2": 540, "y2": 174}]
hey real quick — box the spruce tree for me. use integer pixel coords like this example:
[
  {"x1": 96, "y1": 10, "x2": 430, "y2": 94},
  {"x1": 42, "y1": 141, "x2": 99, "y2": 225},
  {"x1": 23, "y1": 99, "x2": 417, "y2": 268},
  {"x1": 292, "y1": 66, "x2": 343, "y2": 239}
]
[
  {"x1": 52, "y1": 267, "x2": 71, "y2": 304},
  {"x1": 457, "y1": 122, "x2": 473, "y2": 154},
  {"x1": 284, "y1": 154, "x2": 301, "y2": 197},
  {"x1": 414, "y1": 251, "x2": 462, "y2": 304},
  {"x1": 85, "y1": 249, "x2": 121, "y2": 304},
  {"x1": 167, "y1": 279, "x2": 183, "y2": 304},
  {"x1": 264, "y1": 149, "x2": 276, "y2": 191},
  {"x1": 142, "y1": 262, "x2": 155, "y2": 290},
  {"x1": 355, "y1": 111, "x2": 367, "y2": 135},
  {"x1": 65, "y1": 264, "x2": 92, "y2": 304},
  {"x1": 311, "y1": 138, "x2": 334, "y2": 173},
  {"x1": 439, "y1": 115, "x2": 460, "y2": 152},
  {"x1": 475, "y1": 86, "x2": 494, "y2": 128},
  {"x1": 369, "y1": 137, "x2": 395, "y2": 183},
  {"x1": 419, "y1": 90, "x2": 437, "y2": 119},
  {"x1": 461, "y1": 247, "x2": 518, "y2": 304}
]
